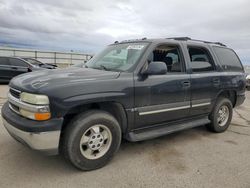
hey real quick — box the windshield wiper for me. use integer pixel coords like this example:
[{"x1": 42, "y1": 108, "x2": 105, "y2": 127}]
[
  {"x1": 99, "y1": 65, "x2": 109, "y2": 71},
  {"x1": 92, "y1": 65, "x2": 109, "y2": 71}
]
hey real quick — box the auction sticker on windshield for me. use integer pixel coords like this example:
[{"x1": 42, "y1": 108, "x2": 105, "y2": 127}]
[{"x1": 127, "y1": 45, "x2": 145, "y2": 50}]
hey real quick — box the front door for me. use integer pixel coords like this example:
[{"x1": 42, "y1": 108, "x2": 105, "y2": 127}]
[
  {"x1": 134, "y1": 43, "x2": 191, "y2": 129},
  {"x1": 0, "y1": 57, "x2": 12, "y2": 81},
  {"x1": 9, "y1": 58, "x2": 29, "y2": 77}
]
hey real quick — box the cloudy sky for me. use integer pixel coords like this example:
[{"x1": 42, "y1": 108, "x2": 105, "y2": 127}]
[{"x1": 0, "y1": 0, "x2": 250, "y2": 64}]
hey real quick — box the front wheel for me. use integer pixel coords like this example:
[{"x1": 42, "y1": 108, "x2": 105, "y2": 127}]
[
  {"x1": 61, "y1": 110, "x2": 121, "y2": 171},
  {"x1": 206, "y1": 97, "x2": 233, "y2": 133}
]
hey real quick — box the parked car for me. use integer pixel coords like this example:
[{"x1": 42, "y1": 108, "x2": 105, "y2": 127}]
[
  {"x1": 246, "y1": 74, "x2": 250, "y2": 89},
  {"x1": 22, "y1": 58, "x2": 57, "y2": 69},
  {"x1": 71, "y1": 62, "x2": 86, "y2": 68},
  {"x1": 2, "y1": 37, "x2": 246, "y2": 171},
  {"x1": 0, "y1": 57, "x2": 44, "y2": 83}
]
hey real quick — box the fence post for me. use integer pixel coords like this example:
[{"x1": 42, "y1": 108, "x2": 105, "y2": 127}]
[
  {"x1": 54, "y1": 52, "x2": 57, "y2": 65},
  {"x1": 70, "y1": 54, "x2": 73, "y2": 65}
]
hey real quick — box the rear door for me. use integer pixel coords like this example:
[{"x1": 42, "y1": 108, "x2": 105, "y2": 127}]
[
  {"x1": 9, "y1": 58, "x2": 29, "y2": 77},
  {"x1": 0, "y1": 57, "x2": 12, "y2": 82},
  {"x1": 184, "y1": 44, "x2": 221, "y2": 116}
]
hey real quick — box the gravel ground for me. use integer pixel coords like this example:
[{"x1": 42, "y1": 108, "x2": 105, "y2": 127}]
[{"x1": 0, "y1": 84, "x2": 250, "y2": 188}]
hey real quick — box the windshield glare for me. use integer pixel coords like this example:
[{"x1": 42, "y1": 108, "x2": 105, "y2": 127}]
[{"x1": 86, "y1": 43, "x2": 148, "y2": 72}]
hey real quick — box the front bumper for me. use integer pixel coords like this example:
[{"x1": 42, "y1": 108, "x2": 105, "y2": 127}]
[
  {"x1": 2, "y1": 103, "x2": 63, "y2": 155},
  {"x1": 246, "y1": 79, "x2": 250, "y2": 89}
]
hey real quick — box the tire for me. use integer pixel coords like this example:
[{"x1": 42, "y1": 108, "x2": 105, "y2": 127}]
[
  {"x1": 61, "y1": 110, "x2": 121, "y2": 171},
  {"x1": 206, "y1": 97, "x2": 233, "y2": 133}
]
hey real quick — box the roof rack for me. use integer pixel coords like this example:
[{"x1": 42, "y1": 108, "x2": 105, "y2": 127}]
[
  {"x1": 167, "y1": 37, "x2": 191, "y2": 41},
  {"x1": 167, "y1": 37, "x2": 226, "y2": 47}
]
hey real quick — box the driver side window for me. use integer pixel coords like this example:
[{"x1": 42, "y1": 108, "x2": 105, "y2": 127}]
[
  {"x1": 148, "y1": 44, "x2": 184, "y2": 73},
  {"x1": 9, "y1": 58, "x2": 29, "y2": 67}
]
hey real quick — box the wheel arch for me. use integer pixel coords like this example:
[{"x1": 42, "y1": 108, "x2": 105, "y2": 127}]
[
  {"x1": 61, "y1": 101, "x2": 128, "y2": 135},
  {"x1": 215, "y1": 90, "x2": 237, "y2": 107}
]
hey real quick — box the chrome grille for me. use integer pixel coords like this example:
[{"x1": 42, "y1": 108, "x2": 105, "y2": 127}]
[
  {"x1": 9, "y1": 88, "x2": 21, "y2": 99},
  {"x1": 9, "y1": 103, "x2": 20, "y2": 115}
]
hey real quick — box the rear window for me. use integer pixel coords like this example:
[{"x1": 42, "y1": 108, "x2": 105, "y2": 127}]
[{"x1": 213, "y1": 47, "x2": 243, "y2": 72}]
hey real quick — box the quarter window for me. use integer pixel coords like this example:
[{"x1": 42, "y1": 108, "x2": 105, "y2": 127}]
[
  {"x1": 213, "y1": 46, "x2": 243, "y2": 72},
  {"x1": 188, "y1": 47, "x2": 215, "y2": 72}
]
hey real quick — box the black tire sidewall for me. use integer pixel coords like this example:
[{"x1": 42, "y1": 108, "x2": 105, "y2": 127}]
[
  {"x1": 65, "y1": 111, "x2": 121, "y2": 170},
  {"x1": 210, "y1": 98, "x2": 233, "y2": 133}
]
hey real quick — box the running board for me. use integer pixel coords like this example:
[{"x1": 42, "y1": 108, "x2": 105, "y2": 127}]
[{"x1": 127, "y1": 117, "x2": 210, "y2": 142}]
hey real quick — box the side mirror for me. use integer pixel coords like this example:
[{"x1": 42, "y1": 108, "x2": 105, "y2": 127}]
[
  {"x1": 27, "y1": 66, "x2": 32, "y2": 72},
  {"x1": 142, "y1": 61, "x2": 167, "y2": 75}
]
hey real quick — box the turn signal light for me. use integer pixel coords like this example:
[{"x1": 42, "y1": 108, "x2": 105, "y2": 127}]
[{"x1": 34, "y1": 112, "x2": 51, "y2": 121}]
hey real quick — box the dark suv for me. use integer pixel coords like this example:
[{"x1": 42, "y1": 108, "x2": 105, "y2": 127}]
[{"x1": 1, "y1": 37, "x2": 246, "y2": 171}]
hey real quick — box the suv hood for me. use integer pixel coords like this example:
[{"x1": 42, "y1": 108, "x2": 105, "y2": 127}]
[{"x1": 10, "y1": 67, "x2": 120, "y2": 92}]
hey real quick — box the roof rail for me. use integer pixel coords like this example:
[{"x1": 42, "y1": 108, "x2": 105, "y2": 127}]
[
  {"x1": 167, "y1": 37, "x2": 191, "y2": 41},
  {"x1": 167, "y1": 37, "x2": 226, "y2": 47},
  {"x1": 212, "y1": 42, "x2": 226, "y2": 47},
  {"x1": 120, "y1": 38, "x2": 147, "y2": 43}
]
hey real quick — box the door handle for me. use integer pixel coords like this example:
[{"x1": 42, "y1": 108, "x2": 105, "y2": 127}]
[
  {"x1": 213, "y1": 78, "x2": 220, "y2": 86},
  {"x1": 11, "y1": 67, "x2": 18, "y2": 70},
  {"x1": 181, "y1": 81, "x2": 190, "y2": 88}
]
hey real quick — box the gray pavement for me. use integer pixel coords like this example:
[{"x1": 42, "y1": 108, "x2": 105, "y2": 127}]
[{"x1": 0, "y1": 84, "x2": 250, "y2": 188}]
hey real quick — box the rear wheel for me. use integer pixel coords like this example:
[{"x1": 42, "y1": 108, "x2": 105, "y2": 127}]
[
  {"x1": 61, "y1": 110, "x2": 121, "y2": 171},
  {"x1": 206, "y1": 97, "x2": 233, "y2": 133}
]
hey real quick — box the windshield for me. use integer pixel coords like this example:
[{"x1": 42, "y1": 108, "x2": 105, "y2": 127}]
[
  {"x1": 86, "y1": 42, "x2": 148, "y2": 72},
  {"x1": 23, "y1": 58, "x2": 43, "y2": 66}
]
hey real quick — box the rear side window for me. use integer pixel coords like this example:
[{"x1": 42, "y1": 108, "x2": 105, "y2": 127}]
[
  {"x1": 0, "y1": 57, "x2": 10, "y2": 66},
  {"x1": 213, "y1": 47, "x2": 243, "y2": 72},
  {"x1": 188, "y1": 47, "x2": 215, "y2": 72},
  {"x1": 9, "y1": 58, "x2": 28, "y2": 67}
]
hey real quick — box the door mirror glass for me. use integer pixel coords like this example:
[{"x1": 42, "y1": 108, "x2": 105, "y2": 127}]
[{"x1": 143, "y1": 61, "x2": 167, "y2": 75}]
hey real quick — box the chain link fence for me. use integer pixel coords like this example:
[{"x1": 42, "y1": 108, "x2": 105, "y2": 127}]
[{"x1": 0, "y1": 46, "x2": 93, "y2": 68}]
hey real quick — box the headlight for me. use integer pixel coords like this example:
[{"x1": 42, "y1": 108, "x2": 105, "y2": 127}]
[
  {"x1": 20, "y1": 92, "x2": 49, "y2": 105},
  {"x1": 19, "y1": 92, "x2": 50, "y2": 120}
]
